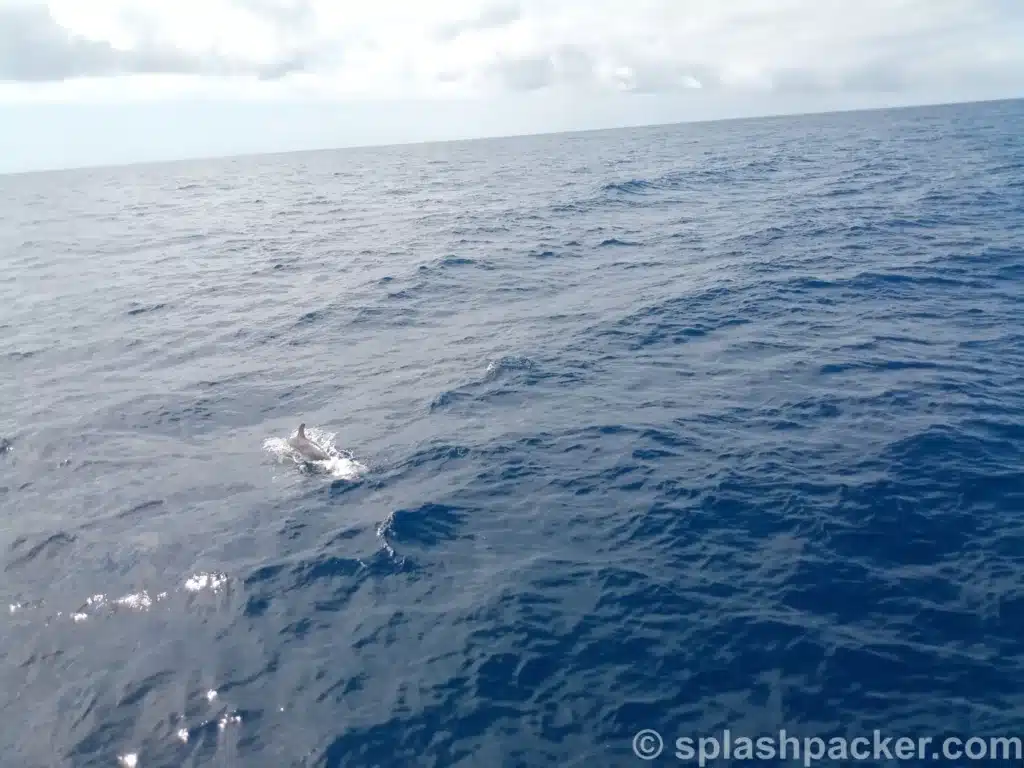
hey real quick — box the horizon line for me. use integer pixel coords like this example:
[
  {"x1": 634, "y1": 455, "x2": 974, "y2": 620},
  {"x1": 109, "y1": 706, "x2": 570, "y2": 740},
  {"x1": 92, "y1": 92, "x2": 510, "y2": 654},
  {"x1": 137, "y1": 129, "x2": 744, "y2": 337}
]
[{"x1": 2, "y1": 94, "x2": 1020, "y2": 179}]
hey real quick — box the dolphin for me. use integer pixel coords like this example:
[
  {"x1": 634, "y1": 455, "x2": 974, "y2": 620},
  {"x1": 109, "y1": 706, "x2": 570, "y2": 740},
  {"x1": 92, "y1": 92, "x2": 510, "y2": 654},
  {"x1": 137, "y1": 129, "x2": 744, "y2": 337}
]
[{"x1": 287, "y1": 423, "x2": 330, "y2": 462}]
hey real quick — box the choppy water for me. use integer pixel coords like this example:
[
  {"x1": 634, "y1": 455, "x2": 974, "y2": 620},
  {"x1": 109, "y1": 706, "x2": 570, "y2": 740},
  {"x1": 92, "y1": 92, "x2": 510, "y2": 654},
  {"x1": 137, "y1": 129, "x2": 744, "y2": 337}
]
[{"x1": 1, "y1": 98, "x2": 1023, "y2": 767}]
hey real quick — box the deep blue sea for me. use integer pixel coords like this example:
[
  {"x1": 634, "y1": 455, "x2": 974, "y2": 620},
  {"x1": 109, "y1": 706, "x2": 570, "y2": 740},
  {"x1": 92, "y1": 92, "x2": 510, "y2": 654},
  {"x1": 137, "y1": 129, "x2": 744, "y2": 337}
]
[{"x1": 1, "y1": 98, "x2": 1023, "y2": 768}]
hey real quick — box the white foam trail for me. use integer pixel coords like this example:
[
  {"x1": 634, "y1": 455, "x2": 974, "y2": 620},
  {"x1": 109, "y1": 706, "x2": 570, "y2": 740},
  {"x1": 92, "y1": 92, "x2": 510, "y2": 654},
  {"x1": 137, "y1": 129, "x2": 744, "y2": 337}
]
[{"x1": 262, "y1": 425, "x2": 368, "y2": 480}]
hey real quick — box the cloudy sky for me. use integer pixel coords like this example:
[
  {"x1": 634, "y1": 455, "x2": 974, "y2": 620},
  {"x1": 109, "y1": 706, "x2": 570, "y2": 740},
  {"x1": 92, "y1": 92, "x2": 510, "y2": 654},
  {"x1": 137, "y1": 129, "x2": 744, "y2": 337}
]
[{"x1": 0, "y1": 0, "x2": 1021, "y2": 172}]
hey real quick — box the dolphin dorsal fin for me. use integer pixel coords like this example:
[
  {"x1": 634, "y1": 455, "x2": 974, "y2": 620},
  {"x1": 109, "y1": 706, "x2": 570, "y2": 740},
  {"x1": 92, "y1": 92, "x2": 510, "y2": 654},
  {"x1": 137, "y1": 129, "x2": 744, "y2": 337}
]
[{"x1": 297, "y1": 423, "x2": 306, "y2": 438}]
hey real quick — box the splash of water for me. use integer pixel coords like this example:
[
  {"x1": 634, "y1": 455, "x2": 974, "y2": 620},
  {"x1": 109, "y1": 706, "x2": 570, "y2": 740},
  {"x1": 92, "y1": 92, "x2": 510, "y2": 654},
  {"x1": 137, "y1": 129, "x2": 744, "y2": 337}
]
[{"x1": 262, "y1": 425, "x2": 368, "y2": 480}]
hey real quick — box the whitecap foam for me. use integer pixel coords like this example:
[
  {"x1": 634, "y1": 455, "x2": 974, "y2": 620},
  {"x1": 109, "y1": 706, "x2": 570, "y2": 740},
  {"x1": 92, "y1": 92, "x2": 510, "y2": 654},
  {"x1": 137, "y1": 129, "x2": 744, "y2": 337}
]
[
  {"x1": 262, "y1": 425, "x2": 368, "y2": 480},
  {"x1": 115, "y1": 592, "x2": 154, "y2": 611},
  {"x1": 184, "y1": 571, "x2": 227, "y2": 593}
]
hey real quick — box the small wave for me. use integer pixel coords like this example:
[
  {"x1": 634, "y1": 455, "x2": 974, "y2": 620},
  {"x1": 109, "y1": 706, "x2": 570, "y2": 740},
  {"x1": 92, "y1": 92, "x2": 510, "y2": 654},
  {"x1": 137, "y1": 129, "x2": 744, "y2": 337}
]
[
  {"x1": 5, "y1": 349, "x2": 43, "y2": 361},
  {"x1": 818, "y1": 359, "x2": 943, "y2": 376},
  {"x1": 126, "y1": 302, "x2": 167, "y2": 316},
  {"x1": 295, "y1": 308, "x2": 328, "y2": 326},
  {"x1": 350, "y1": 304, "x2": 419, "y2": 327},
  {"x1": 7, "y1": 531, "x2": 76, "y2": 570},
  {"x1": 378, "y1": 503, "x2": 470, "y2": 548},
  {"x1": 427, "y1": 354, "x2": 592, "y2": 414},
  {"x1": 484, "y1": 355, "x2": 537, "y2": 380},
  {"x1": 603, "y1": 179, "x2": 656, "y2": 195},
  {"x1": 441, "y1": 256, "x2": 478, "y2": 267},
  {"x1": 429, "y1": 390, "x2": 473, "y2": 411}
]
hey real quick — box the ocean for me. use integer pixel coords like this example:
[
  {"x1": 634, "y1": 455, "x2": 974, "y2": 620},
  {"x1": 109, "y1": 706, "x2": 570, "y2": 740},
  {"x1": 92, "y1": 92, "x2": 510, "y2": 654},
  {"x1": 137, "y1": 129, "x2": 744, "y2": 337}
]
[{"x1": 1, "y1": 97, "x2": 1022, "y2": 767}]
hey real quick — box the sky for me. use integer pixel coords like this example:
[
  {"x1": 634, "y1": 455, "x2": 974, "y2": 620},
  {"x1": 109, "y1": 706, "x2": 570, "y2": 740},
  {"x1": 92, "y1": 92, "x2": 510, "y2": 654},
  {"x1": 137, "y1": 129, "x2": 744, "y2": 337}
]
[{"x1": 0, "y1": 0, "x2": 1022, "y2": 173}]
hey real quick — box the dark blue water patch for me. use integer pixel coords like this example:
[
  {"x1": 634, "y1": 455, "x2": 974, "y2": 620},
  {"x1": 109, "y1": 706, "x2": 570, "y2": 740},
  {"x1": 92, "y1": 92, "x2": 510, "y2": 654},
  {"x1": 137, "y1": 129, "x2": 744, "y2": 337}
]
[
  {"x1": 965, "y1": 244, "x2": 1024, "y2": 269},
  {"x1": 375, "y1": 443, "x2": 475, "y2": 488},
  {"x1": 846, "y1": 270, "x2": 978, "y2": 290},
  {"x1": 994, "y1": 260, "x2": 1024, "y2": 281},
  {"x1": 885, "y1": 423, "x2": 1022, "y2": 477},
  {"x1": 827, "y1": 482, "x2": 979, "y2": 569},
  {"x1": 242, "y1": 546, "x2": 408, "y2": 621},
  {"x1": 379, "y1": 503, "x2": 472, "y2": 549}
]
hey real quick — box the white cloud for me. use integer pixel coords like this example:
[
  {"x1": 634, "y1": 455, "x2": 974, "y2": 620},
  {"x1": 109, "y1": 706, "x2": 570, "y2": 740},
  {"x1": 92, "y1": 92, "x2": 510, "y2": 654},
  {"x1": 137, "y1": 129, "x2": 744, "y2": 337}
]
[
  {"x1": 0, "y1": 0, "x2": 1021, "y2": 172},
  {"x1": 0, "y1": 0, "x2": 1021, "y2": 103}
]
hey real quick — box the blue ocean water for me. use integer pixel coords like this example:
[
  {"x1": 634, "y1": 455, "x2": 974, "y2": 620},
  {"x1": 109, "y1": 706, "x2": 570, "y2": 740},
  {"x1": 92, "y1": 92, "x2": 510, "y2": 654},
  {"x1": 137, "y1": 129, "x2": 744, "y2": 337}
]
[{"x1": 1, "y1": 97, "x2": 1023, "y2": 767}]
